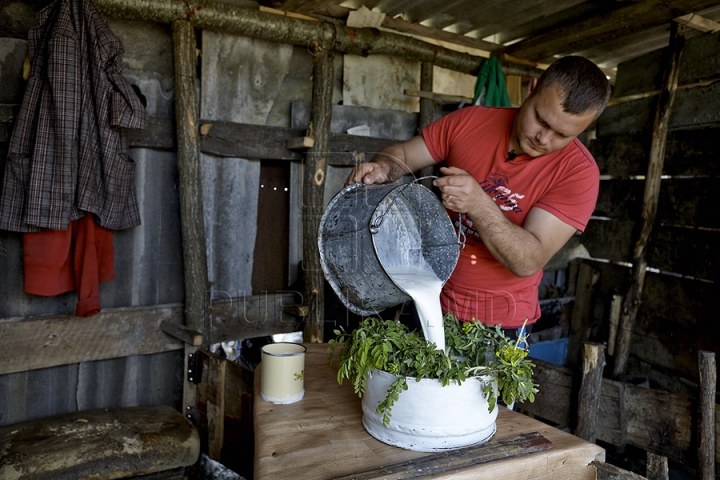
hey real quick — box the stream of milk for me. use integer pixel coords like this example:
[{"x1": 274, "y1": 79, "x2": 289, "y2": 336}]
[
  {"x1": 373, "y1": 197, "x2": 446, "y2": 352},
  {"x1": 384, "y1": 264, "x2": 446, "y2": 352}
]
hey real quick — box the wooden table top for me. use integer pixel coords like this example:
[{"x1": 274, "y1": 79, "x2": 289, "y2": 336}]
[{"x1": 253, "y1": 343, "x2": 605, "y2": 480}]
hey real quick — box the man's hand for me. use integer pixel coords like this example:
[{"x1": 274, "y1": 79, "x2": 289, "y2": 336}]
[
  {"x1": 434, "y1": 166, "x2": 577, "y2": 278},
  {"x1": 343, "y1": 136, "x2": 437, "y2": 187},
  {"x1": 344, "y1": 161, "x2": 392, "y2": 186},
  {"x1": 433, "y1": 166, "x2": 484, "y2": 216}
]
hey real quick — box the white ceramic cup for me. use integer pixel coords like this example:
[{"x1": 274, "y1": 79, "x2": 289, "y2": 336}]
[{"x1": 260, "y1": 342, "x2": 306, "y2": 404}]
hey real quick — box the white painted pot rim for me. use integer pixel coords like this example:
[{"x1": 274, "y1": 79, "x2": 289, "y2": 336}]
[{"x1": 362, "y1": 369, "x2": 498, "y2": 452}]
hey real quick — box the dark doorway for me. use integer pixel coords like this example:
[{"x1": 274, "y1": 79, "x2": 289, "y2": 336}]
[{"x1": 251, "y1": 160, "x2": 290, "y2": 292}]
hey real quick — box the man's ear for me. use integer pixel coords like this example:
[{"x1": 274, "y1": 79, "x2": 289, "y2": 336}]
[{"x1": 525, "y1": 77, "x2": 538, "y2": 101}]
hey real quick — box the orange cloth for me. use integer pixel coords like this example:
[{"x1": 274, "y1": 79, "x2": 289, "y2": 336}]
[{"x1": 23, "y1": 214, "x2": 115, "y2": 317}]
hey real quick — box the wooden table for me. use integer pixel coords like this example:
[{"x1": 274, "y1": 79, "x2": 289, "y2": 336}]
[{"x1": 254, "y1": 344, "x2": 605, "y2": 480}]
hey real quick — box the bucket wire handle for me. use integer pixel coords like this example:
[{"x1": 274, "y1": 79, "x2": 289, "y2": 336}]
[
  {"x1": 368, "y1": 176, "x2": 438, "y2": 234},
  {"x1": 456, "y1": 213, "x2": 467, "y2": 250}
]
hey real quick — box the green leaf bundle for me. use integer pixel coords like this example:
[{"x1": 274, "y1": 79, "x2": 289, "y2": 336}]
[{"x1": 328, "y1": 313, "x2": 539, "y2": 426}]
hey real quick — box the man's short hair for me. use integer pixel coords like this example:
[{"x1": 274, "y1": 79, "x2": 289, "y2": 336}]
[{"x1": 534, "y1": 56, "x2": 611, "y2": 118}]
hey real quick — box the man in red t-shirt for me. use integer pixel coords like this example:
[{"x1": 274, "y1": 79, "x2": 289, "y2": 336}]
[{"x1": 345, "y1": 56, "x2": 610, "y2": 334}]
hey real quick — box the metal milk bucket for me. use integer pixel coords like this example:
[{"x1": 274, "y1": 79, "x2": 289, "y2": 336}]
[{"x1": 318, "y1": 182, "x2": 460, "y2": 316}]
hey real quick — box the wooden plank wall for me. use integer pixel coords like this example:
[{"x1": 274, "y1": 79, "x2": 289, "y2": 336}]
[
  {"x1": 519, "y1": 358, "x2": 720, "y2": 465},
  {"x1": 582, "y1": 28, "x2": 720, "y2": 392},
  {"x1": 0, "y1": 293, "x2": 302, "y2": 376}
]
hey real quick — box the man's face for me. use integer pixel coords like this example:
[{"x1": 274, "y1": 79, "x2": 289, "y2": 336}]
[{"x1": 513, "y1": 84, "x2": 596, "y2": 157}]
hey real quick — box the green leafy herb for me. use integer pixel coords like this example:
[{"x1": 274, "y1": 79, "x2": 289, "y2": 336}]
[{"x1": 327, "y1": 313, "x2": 539, "y2": 425}]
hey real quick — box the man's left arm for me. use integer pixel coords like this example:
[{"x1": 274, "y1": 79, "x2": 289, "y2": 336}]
[{"x1": 434, "y1": 166, "x2": 577, "y2": 277}]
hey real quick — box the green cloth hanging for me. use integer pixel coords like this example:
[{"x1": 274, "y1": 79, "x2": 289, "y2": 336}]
[{"x1": 472, "y1": 56, "x2": 511, "y2": 107}]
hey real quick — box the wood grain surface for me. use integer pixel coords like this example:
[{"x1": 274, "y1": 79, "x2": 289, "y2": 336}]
[{"x1": 254, "y1": 344, "x2": 605, "y2": 479}]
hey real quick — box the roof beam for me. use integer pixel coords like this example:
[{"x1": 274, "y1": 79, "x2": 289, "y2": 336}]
[
  {"x1": 273, "y1": 0, "x2": 345, "y2": 16},
  {"x1": 501, "y1": 0, "x2": 720, "y2": 61},
  {"x1": 674, "y1": 13, "x2": 720, "y2": 33}
]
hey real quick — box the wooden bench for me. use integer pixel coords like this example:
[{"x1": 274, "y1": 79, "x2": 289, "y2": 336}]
[{"x1": 0, "y1": 405, "x2": 200, "y2": 479}]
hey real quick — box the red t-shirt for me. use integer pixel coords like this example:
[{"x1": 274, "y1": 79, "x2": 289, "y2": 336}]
[{"x1": 423, "y1": 106, "x2": 599, "y2": 328}]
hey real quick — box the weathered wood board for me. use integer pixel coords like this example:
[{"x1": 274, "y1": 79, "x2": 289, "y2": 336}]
[
  {"x1": 590, "y1": 128, "x2": 720, "y2": 178},
  {"x1": 518, "y1": 356, "x2": 720, "y2": 465},
  {"x1": 597, "y1": 81, "x2": 720, "y2": 136},
  {"x1": 594, "y1": 177, "x2": 719, "y2": 229},
  {"x1": 127, "y1": 115, "x2": 397, "y2": 166},
  {"x1": 207, "y1": 292, "x2": 303, "y2": 345},
  {"x1": 0, "y1": 305, "x2": 185, "y2": 376},
  {"x1": 570, "y1": 259, "x2": 720, "y2": 386},
  {"x1": 613, "y1": 30, "x2": 720, "y2": 98},
  {"x1": 0, "y1": 293, "x2": 302, "y2": 375}
]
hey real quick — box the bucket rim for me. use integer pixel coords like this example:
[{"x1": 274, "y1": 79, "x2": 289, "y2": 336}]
[
  {"x1": 369, "y1": 182, "x2": 459, "y2": 291},
  {"x1": 318, "y1": 183, "x2": 403, "y2": 317},
  {"x1": 318, "y1": 182, "x2": 459, "y2": 317}
]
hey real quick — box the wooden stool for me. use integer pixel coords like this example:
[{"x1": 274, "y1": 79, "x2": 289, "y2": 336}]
[{"x1": 0, "y1": 405, "x2": 200, "y2": 479}]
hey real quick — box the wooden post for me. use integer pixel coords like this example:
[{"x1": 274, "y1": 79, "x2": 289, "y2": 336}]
[
  {"x1": 173, "y1": 20, "x2": 208, "y2": 335},
  {"x1": 607, "y1": 294, "x2": 623, "y2": 357},
  {"x1": 173, "y1": 19, "x2": 209, "y2": 426},
  {"x1": 567, "y1": 262, "x2": 598, "y2": 369},
  {"x1": 302, "y1": 23, "x2": 335, "y2": 343},
  {"x1": 613, "y1": 23, "x2": 685, "y2": 378},
  {"x1": 206, "y1": 355, "x2": 227, "y2": 460},
  {"x1": 646, "y1": 452, "x2": 669, "y2": 480},
  {"x1": 698, "y1": 350, "x2": 716, "y2": 480},
  {"x1": 417, "y1": 62, "x2": 435, "y2": 189},
  {"x1": 576, "y1": 343, "x2": 606, "y2": 442},
  {"x1": 418, "y1": 64, "x2": 434, "y2": 176}
]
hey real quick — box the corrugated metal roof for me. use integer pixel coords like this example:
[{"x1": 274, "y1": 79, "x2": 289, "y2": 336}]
[{"x1": 261, "y1": 0, "x2": 720, "y2": 78}]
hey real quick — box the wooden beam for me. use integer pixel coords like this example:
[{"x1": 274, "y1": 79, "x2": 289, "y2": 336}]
[
  {"x1": 567, "y1": 262, "x2": 598, "y2": 369},
  {"x1": 199, "y1": 120, "x2": 303, "y2": 160},
  {"x1": 334, "y1": 433, "x2": 552, "y2": 479},
  {"x1": 404, "y1": 88, "x2": 473, "y2": 105},
  {"x1": 273, "y1": 0, "x2": 342, "y2": 16},
  {"x1": 418, "y1": 64, "x2": 435, "y2": 130},
  {"x1": 284, "y1": 304, "x2": 310, "y2": 317},
  {"x1": 675, "y1": 13, "x2": 720, "y2": 33},
  {"x1": 94, "y1": 0, "x2": 488, "y2": 76},
  {"x1": 576, "y1": 343, "x2": 606, "y2": 443},
  {"x1": 379, "y1": 14, "x2": 500, "y2": 53},
  {"x1": 126, "y1": 114, "x2": 176, "y2": 150},
  {"x1": 302, "y1": 26, "x2": 335, "y2": 343},
  {"x1": 205, "y1": 353, "x2": 226, "y2": 461},
  {"x1": 0, "y1": 292, "x2": 298, "y2": 376},
  {"x1": 613, "y1": 23, "x2": 685, "y2": 378},
  {"x1": 646, "y1": 453, "x2": 669, "y2": 480},
  {"x1": 173, "y1": 20, "x2": 209, "y2": 335},
  {"x1": 698, "y1": 350, "x2": 716, "y2": 480},
  {"x1": 127, "y1": 115, "x2": 396, "y2": 165},
  {"x1": 608, "y1": 74, "x2": 720, "y2": 106},
  {"x1": 207, "y1": 292, "x2": 303, "y2": 345},
  {"x1": 258, "y1": 5, "x2": 318, "y2": 21},
  {"x1": 502, "y1": 0, "x2": 713, "y2": 62},
  {"x1": 591, "y1": 461, "x2": 648, "y2": 479},
  {"x1": 161, "y1": 320, "x2": 203, "y2": 346},
  {"x1": 417, "y1": 63, "x2": 435, "y2": 190},
  {"x1": 607, "y1": 294, "x2": 623, "y2": 357},
  {"x1": 285, "y1": 136, "x2": 315, "y2": 150},
  {"x1": 0, "y1": 305, "x2": 185, "y2": 376}
]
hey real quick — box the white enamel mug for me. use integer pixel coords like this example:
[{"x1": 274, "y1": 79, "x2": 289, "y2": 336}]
[{"x1": 260, "y1": 342, "x2": 306, "y2": 404}]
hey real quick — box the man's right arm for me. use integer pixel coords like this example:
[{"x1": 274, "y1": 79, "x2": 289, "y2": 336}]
[{"x1": 345, "y1": 135, "x2": 437, "y2": 186}]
